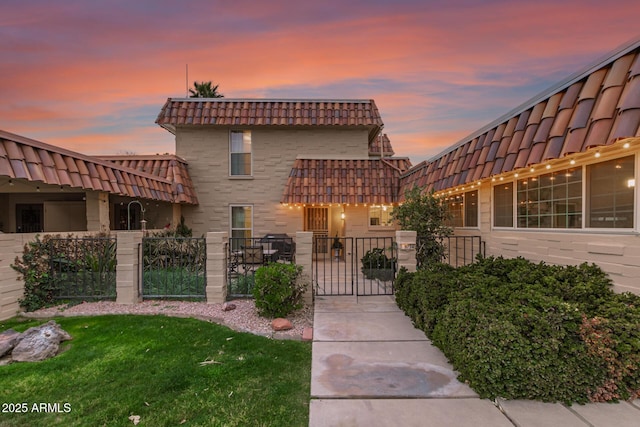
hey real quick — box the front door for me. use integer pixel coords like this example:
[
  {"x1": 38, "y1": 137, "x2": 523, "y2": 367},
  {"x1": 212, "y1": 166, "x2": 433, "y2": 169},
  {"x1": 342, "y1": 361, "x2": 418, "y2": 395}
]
[{"x1": 304, "y1": 207, "x2": 329, "y2": 254}]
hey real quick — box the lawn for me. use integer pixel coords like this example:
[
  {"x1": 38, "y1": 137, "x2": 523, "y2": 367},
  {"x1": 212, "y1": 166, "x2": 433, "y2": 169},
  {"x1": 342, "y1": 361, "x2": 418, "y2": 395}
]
[{"x1": 0, "y1": 315, "x2": 311, "y2": 427}]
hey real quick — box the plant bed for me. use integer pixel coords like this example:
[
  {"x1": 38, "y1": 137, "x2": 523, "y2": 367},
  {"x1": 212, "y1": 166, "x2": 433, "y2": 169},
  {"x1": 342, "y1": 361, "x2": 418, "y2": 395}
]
[{"x1": 395, "y1": 257, "x2": 640, "y2": 404}]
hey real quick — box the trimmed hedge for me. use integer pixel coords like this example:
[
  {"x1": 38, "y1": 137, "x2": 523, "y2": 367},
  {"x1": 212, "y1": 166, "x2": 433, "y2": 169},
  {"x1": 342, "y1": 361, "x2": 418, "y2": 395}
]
[{"x1": 395, "y1": 256, "x2": 640, "y2": 403}]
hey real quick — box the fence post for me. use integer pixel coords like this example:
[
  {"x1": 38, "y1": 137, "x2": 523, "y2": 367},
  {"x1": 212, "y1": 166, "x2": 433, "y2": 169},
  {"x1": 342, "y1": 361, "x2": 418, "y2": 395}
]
[
  {"x1": 116, "y1": 231, "x2": 143, "y2": 304},
  {"x1": 396, "y1": 230, "x2": 417, "y2": 273},
  {"x1": 206, "y1": 232, "x2": 228, "y2": 304},
  {"x1": 296, "y1": 231, "x2": 314, "y2": 305}
]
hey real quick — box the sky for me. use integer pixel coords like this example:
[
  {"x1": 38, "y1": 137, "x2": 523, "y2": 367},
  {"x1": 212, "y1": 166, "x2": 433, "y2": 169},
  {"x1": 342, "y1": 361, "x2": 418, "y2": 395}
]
[{"x1": 1, "y1": 0, "x2": 640, "y2": 164}]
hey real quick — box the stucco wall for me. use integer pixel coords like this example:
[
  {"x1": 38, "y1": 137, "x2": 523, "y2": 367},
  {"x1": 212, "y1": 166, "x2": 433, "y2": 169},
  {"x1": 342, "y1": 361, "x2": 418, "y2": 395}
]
[{"x1": 176, "y1": 126, "x2": 370, "y2": 236}]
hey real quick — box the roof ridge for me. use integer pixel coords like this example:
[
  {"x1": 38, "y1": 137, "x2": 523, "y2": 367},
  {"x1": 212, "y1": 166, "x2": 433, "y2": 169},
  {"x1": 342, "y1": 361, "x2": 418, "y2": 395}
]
[{"x1": 167, "y1": 98, "x2": 375, "y2": 103}]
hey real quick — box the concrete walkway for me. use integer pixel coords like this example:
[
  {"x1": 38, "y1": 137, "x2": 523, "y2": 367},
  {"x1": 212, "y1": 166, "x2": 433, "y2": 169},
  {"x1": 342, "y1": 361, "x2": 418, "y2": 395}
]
[{"x1": 309, "y1": 295, "x2": 640, "y2": 427}]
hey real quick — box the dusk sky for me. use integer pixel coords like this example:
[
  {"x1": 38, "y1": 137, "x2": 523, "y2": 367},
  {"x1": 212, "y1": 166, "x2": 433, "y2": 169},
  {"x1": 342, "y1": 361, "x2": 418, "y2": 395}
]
[{"x1": 2, "y1": 0, "x2": 640, "y2": 163}]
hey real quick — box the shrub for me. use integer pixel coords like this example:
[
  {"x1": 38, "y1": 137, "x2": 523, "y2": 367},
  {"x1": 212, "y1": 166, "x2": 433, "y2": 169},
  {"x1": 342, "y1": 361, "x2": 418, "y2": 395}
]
[
  {"x1": 253, "y1": 263, "x2": 307, "y2": 318},
  {"x1": 12, "y1": 234, "x2": 59, "y2": 312},
  {"x1": 396, "y1": 256, "x2": 640, "y2": 403},
  {"x1": 361, "y1": 247, "x2": 396, "y2": 281}
]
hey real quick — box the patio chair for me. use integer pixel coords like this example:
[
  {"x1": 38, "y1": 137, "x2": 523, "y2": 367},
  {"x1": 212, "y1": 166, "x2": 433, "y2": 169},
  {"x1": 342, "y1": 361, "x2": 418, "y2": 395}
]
[{"x1": 242, "y1": 246, "x2": 264, "y2": 267}]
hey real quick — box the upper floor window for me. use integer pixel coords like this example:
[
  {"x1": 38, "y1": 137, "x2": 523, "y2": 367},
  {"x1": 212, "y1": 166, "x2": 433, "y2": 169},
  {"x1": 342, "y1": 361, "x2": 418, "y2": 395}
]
[
  {"x1": 587, "y1": 155, "x2": 635, "y2": 229},
  {"x1": 517, "y1": 167, "x2": 582, "y2": 229},
  {"x1": 230, "y1": 131, "x2": 252, "y2": 176},
  {"x1": 369, "y1": 205, "x2": 394, "y2": 228},
  {"x1": 445, "y1": 190, "x2": 478, "y2": 227}
]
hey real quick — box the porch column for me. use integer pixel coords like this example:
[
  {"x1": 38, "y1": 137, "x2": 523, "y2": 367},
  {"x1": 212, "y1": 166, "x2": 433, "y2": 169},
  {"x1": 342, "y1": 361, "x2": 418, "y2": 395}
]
[
  {"x1": 206, "y1": 231, "x2": 228, "y2": 304},
  {"x1": 172, "y1": 203, "x2": 182, "y2": 229},
  {"x1": 396, "y1": 230, "x2": 417, "y2": 273},
  {"x1": 86, "y1": 191, "x2": 110, "y2": 233},
  {"x1": 116, "y1": 231, "x2": 142, "y2": 304},
  {"x1": 296, "y1": 231, "x2": 314, "y2": 305}
]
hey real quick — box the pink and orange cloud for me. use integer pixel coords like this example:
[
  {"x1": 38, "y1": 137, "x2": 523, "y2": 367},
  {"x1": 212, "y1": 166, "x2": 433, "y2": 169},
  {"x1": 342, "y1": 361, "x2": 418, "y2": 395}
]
[{"x1": 1, "y1": 0, "x2": 640, "y2": 163}]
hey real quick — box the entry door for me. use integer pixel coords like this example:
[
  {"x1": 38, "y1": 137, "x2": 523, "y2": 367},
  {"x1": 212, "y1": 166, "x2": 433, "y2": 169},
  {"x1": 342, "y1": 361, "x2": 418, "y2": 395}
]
[
  {"x1": 16, "y1": 204, "x2": 43, "y2": 233},
  {"x1": 305, "y1": 207, "x2": 329, "y2": 253}
]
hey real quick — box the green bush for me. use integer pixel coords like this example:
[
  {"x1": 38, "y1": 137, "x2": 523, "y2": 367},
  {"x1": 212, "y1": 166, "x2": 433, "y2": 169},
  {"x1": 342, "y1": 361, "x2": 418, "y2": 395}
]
[
  {"x1": 11, "y1": 235, "x2": 59, "y2": 312},
  {"x1": 253, "y1": 264, "x2": 307, "y2": 318},
  {"x1": 361, "y1": 247, "x2": 396, "y2": 281},
  {"x1": 396, "y1": 256, "x2": 640, "y2": 403}
]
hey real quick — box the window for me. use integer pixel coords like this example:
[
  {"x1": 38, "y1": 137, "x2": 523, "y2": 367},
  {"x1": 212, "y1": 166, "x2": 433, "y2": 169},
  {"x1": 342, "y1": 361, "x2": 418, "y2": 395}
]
[
  {"x1": 517, "y1": 167, "x2": 582, "y2": 228},
  {"x1": 230, "y1": 205, "x2": 252, "y2": 249},
  {"x1": 230, "y1": 131, "x2": 252, "y2": 176},
  {"x1": 587, "y1": 156, "x2": 635, "y2": 228},
  {"x1": 445, "y1": 190, "x2": 478, "y2": 227},
  {"x1": 369, "y1": 205, "x2": 394, "y2": 227},
  {"x1": 493, "y1": 184, "x2": 513, "y2": 227}
]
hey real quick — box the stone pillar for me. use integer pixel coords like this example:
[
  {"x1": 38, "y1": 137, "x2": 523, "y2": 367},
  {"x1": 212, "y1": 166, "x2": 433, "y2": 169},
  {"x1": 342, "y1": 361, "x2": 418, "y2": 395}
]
[
  {"x1": 206, "y1": 232, "x2": 228, "y2": 304},
  {"x1": 296, "y1": 231, "x2": 314, "y2": 304},
  {"x1": 86, "y1": 191, "x2": 110, "y2": 233},
  {"x1": 116, "y1": 231, "x2": 143, "y2": 304},
  {"x1": 396, "y1": 230, "x2": 417, "y2": 273}
]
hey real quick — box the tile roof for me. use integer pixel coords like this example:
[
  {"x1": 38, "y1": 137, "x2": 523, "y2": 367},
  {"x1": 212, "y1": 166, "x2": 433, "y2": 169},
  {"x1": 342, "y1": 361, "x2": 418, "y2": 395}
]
[
  {"x1": 156, "y1": 98, "x2": 384, "y2": 141},
  {"x1": 0, "y1": 130, "x2": 198, "y2": 204},
  {"x1": 369, "y1": 133, "x2": 395, "y2": 156},
  {"x1": 400, "y1": 38, "x2": 640, "y2": 196},
  {"x1": 281, "y1": 157, "x2": 411, "y2": 205},
  {"x1": 97, "y1": 155, "x2": 197, "y2": 204}
]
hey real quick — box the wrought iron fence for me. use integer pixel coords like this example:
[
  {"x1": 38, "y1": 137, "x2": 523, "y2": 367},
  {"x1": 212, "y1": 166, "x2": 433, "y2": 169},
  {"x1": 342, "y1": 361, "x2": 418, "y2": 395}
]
[
  {"x1": 227, "y1": 236, "x2": 296, "y2": 298},
  {"x1": 416, "y1": 235, "x2": 485, "y2": 268},
  {"x1": 49, "y1": 236, "x2": 117, "y2": 300},
  {"x1": 141, "y1": 237, "x2": 206, "y2": 299}
]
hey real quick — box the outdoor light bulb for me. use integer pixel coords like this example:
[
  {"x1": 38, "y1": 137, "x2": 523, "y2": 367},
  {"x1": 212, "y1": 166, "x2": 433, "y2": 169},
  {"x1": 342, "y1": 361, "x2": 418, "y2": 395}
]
[
  {"x1": 514, "y1": 173, "x2": 519, "y2": 178},
  {"x1": 595, "y1": 152, "x2": 601, "y2": 158},
  {"x1": 9, "y1": 180, "x2": 13, "y2": 186},
  {"x1": 530, "y1": 168, "x2": 535, "y2": 173},
  {"x1": 546, "y1": 164, "x2": 551, "y2": 170},
  {"x1": 570, "y1": 159, "x2": 576, "y2": 165},
  {"x1": 624, "y1": 142, "x2": 630, "y2": 149},
  {"x1": 341, "y1": 212, "x2": 345, "y2": 219}
]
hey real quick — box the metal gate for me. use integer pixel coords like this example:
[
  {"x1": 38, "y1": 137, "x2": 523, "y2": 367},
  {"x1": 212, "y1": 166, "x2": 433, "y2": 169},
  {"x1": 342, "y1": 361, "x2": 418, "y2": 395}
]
[
  {"x1": 140, "y1": 237, "x2": 206, "y2": 299},
  {"x1": 313, "y1": 236, "x2": 396, "y2": 296}
]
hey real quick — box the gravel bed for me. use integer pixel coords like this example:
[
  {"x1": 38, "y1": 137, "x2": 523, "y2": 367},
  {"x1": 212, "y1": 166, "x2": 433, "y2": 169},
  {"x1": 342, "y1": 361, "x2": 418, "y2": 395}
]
[{"x1": 21, "y1": 300, "x2": 314, "y2": 340}]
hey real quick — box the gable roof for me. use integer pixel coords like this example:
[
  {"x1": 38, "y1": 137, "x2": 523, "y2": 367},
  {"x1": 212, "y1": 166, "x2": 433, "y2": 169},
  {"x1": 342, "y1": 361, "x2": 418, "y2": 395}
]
[
  {"x1": 0, "y1": 130, "x2": 198, "y2": 204},
  {"x1": 281, "y1": 157, "x2": 411, "y2": 205},
  {"x1": 156, "y1": 98, "x2": 384, "y2": 141},
  {"x1": 400, "y1": 38, "x2": 640, "y2": 195}
]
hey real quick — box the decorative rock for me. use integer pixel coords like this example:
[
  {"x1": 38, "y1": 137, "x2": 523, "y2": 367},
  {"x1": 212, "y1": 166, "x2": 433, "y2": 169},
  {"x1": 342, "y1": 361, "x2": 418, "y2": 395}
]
[
  {"x1": 222, "y1": 302, "x2": 237, "y2": 312},
  {"x1": 272, "y1": 318, "x2": 293, "y2": 331},
  {"x1": 0, "y1": 329, "x2": 20, "y2": 357},
  {"x1": 11, "y1": 320, "x2": 72, "y2": 362}
]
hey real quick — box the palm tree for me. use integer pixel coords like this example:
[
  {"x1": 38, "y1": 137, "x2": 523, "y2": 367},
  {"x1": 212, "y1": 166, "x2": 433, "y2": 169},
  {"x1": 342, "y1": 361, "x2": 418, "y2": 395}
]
[{"x1": 189, "y1": 81, "x2": 224, "y2": 98}]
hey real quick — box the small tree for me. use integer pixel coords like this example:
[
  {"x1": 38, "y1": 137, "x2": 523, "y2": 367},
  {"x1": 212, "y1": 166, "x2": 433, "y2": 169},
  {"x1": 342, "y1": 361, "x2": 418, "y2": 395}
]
[{"x1": 392, "y1": 186, "x2": 452, "y2": 267}]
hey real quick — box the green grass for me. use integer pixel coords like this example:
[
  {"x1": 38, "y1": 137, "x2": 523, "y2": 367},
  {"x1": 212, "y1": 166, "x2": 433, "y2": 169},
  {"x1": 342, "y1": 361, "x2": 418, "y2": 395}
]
[
  {"x1": 143, "y1": 268, "x2": 205, "y2": 298},
  {"x1": 0, "y1": 315, "x2": 311, "y2": 427}
]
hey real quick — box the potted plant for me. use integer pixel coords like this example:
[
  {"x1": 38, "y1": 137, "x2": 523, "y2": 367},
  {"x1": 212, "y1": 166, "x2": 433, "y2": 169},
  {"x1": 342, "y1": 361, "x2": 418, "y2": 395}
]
[{"x1": 331, "y1": 235, "x2": 343, "y2": 261}]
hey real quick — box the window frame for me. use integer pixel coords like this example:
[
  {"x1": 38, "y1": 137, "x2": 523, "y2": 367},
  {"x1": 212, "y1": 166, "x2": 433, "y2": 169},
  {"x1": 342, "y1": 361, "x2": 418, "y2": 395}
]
[
  {"x1": 229, "y1": 204, "x2": 253, "y2": 249},
  {"x1": 368, "y1": 205, "x2": 395, "y2": 229},
  {"x1": 229, "y1": 130, "x2": 252, "y2": 177},
  {"x1": 445, "y1": 189, "x2": 479, "y2": 228}
]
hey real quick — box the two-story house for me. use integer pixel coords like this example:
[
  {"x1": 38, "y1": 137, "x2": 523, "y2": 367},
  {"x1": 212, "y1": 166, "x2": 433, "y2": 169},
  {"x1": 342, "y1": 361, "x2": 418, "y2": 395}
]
[{"x1": 155, "y1": 99, "x2": 411, "y2": 245}]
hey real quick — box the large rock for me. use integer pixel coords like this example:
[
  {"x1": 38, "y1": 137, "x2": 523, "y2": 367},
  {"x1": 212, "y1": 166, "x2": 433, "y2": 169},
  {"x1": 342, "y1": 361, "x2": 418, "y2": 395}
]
[
  {"x1": 272, "y1": 318, "x2": 293, "y2": 331},
  {"x1": 11, "y1": 321, "x2": 72, "y2": 362},
  {"x1": 0, "y1": 329, "x2": 20, "y2": 357}
]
